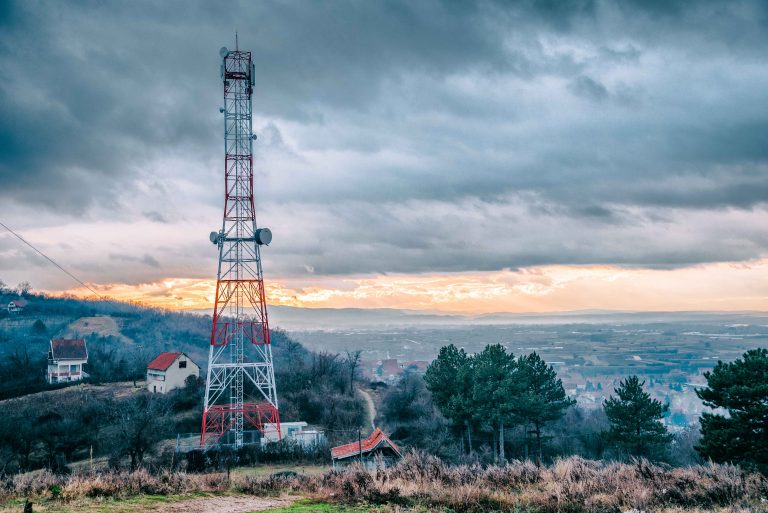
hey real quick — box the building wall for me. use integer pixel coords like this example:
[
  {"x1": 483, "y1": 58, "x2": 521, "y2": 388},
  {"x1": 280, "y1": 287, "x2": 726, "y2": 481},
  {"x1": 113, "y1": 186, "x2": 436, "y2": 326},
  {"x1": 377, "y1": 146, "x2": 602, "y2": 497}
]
[
  {"x1": 147, "y1": 354, "x2": 199, "y2": 394},
  {"x1": 47, "y1": 359, "x2": 87, "y2": 384},
  {"x1": 146, "y1": 370, "x2": 166, "y2": 394},
  {"x1": 261, "y1": 421, "x2": 308, "y2": 444},
  {"x1": 294, "y1": 429, "x2": 326, "y2": 448}
]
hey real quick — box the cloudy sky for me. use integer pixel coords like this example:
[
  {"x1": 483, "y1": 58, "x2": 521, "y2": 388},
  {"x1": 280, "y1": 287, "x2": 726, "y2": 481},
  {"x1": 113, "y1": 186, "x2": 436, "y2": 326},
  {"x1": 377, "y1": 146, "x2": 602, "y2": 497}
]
[{"x1": 1, "y1": 0, "x2": 767, "y2": 313}]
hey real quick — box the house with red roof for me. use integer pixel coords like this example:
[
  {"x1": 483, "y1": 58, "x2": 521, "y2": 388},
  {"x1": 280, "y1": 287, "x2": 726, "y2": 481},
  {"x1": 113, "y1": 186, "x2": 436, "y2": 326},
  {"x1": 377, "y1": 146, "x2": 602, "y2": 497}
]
[
  {"x1": 146, "y1": 352, "x2": 199, "y2": 394},
  {"x1": 379, "y1": 359, "x2": 402, "y2": 381},
  {"x1": 47, "y1": 338, "x2": 88, "y2": 384},
  {"x1": 331, "y1": 427, "x2": 402, "y2": 469}
]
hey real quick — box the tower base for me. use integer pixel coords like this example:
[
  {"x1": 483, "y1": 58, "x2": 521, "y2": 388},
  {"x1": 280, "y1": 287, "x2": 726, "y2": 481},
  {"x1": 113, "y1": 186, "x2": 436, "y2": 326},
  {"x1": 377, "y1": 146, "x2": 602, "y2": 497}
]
[{"x1": 200, "y1": 402, "x2": 281, "y2": 449}]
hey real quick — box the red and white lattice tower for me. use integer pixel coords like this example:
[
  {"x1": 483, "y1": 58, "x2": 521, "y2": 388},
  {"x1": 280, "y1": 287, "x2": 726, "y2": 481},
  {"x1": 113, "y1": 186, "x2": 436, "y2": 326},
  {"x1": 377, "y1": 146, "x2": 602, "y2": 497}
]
[{"x1": 201, "y1": 41, "x2": 281, "y2": 449}]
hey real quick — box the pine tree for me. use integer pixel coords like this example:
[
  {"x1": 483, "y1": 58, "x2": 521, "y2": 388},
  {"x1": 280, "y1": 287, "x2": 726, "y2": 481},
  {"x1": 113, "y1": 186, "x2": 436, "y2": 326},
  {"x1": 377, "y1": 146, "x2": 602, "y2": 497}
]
[
  {"x1": 471, "y1": 344, "x2": 519, "y2": 462},
  {"x1": 425, "y1": 344, "x2": 468, "y2": 411},
  {"x1": 516, "y1": 352, "x2": 575, "y2": 464},
  {"x1": 424, "y1": 344, "x2": 475, "y2": 451},
  {"x1": 603, "y1": 375, "x2": 671, "y2": 459},
  {"x1": 696, "y1": 348, "x2": 768, "y2": 473}
]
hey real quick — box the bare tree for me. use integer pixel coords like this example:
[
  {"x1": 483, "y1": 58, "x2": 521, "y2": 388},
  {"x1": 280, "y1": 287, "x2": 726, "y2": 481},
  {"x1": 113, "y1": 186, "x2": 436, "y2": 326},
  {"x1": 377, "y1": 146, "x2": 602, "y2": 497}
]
[
  {"x1": 345, "y1": 350, "x2": 362, "y2": 395},
  {"x1": 16, "y1": 281, "x2": 31, "y2": 295},
  {"x1": 311, "y1": 352, "x2": 339, "y2": 377},
  {"x1": 109, "y1": 393, "x2": 170, "y2": 470}
]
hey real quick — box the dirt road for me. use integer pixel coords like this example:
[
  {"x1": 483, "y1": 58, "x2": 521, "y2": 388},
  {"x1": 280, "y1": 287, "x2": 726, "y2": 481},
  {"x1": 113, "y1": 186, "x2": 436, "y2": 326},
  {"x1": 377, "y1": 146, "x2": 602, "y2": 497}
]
[
  {"x1": 357, "y1": 387, "x2": 376, "y2": 429},
  {"x1": 156, "y1": 495, "x2": 295, "y2": 513}
]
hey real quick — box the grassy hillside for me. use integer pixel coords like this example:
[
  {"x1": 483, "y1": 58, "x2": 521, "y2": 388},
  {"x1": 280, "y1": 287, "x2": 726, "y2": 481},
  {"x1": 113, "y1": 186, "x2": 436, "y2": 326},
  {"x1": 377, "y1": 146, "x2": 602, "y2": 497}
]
[
  {"x1": 0, "y1": 291, "x2": 303, "y2": 397},
  {"x1": 0, "y1": 291, "x2": 211, "y2": 365}
]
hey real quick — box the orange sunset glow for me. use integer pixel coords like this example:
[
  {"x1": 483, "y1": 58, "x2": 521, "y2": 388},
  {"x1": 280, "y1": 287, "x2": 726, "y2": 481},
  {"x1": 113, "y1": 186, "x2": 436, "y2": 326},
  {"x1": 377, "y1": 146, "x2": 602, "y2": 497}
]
[{"x1": 52, "y1": 258, "x2": 768, "y2": 314}]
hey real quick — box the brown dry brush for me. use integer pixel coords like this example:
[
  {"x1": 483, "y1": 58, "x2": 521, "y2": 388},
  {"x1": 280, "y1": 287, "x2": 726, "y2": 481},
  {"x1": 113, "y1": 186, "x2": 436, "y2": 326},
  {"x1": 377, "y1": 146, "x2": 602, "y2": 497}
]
[
  {"x1": 1, "y1": 452, "x2": 767, "y2": 512},
  {"x1": 4, "y1": 469, "x2": 230, "y2": 501},
  {"x1": 295, "y1": 452, "x2": 768, "y2": 512}
]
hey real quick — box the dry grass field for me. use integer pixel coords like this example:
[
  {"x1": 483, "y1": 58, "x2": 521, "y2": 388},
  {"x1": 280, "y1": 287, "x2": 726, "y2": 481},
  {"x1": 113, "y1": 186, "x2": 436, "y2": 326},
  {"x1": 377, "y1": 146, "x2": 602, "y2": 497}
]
[
  {"x1": 63, "y1": 316, "x2": 134, "y2": 345},
  {"x1": 0, "y1": 453, "x2": 766, "y2": 512}
]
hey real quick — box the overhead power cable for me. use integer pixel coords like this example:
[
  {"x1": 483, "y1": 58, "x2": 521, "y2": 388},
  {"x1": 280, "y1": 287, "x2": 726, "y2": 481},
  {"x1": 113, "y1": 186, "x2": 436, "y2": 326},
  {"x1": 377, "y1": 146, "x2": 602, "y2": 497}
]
[{"x1": 0, "y1": 220, "x2": 104, "y2": 300}]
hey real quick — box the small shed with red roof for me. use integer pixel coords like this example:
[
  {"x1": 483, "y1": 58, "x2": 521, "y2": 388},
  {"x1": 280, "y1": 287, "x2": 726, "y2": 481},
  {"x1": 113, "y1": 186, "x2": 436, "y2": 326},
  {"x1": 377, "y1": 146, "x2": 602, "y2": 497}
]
[
  {"x1": 331, "y1": 427, "x2": 402, "y2": 469},
  {"x1": 147, "y1": 351, "x2": 199, "y2": 394}
]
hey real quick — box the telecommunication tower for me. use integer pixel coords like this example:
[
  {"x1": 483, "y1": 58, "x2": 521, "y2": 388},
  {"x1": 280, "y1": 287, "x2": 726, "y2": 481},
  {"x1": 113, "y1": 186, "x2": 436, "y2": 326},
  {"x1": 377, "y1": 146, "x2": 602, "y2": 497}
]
[{"x1": 201, "y1": 41, "x2": 281, "y2": 449}]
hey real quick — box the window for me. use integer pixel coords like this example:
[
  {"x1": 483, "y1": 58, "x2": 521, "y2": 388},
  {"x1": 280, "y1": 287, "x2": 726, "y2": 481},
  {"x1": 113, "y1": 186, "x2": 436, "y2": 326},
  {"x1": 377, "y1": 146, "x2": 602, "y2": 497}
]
[
  {"x1": 179, "y1": 360, "x2": 187, "y2": 369},
  {"x1": 70, "y1": 364, "x2": 78, "y2": 373}
]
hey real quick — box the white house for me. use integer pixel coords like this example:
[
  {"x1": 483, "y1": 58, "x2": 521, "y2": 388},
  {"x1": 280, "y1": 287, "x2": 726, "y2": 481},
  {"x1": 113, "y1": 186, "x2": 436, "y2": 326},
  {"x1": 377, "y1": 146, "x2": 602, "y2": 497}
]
[
  {"x1": 146, "y1": 352, "x2": 199, "y2": 394},
  {"x1": 7, "y1": 298, "x2": 27, "y2": 314},
  {"x1": 261, "y1": 421, "x2": 326, "y2": 448},
  {"x1": 47, "y1": 338, "x2": 88, "y2": 384}
]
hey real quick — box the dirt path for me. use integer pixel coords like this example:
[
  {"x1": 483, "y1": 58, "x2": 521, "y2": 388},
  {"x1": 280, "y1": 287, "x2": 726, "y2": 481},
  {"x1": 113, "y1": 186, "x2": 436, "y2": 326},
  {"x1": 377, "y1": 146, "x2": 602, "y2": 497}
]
[
  {"x1": 156, "y1": 495, "x2": 296, "y2": 513},
  {"x1": 357, "y1": 387, "x2": 376, "y2": 429}
]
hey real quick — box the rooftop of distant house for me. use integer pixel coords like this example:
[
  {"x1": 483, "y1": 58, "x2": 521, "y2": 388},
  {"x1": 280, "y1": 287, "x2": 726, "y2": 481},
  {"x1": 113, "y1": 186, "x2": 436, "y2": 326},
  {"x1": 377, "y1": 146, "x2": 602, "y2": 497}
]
[
  {"x1": 147, "y1": 352, "x2": 184, "y2": 371},
  {"x1": 331, "y1": 427, "x2": 401, "y2": 460},
  {"x1": 50, "y1": 338, "x2": 88, "y2": 360}
]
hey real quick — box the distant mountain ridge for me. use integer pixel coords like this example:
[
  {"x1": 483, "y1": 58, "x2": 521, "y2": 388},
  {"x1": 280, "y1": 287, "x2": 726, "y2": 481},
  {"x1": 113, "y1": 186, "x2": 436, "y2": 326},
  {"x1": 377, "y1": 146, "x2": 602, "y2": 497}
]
[{"x1": 259, "y1": 305, "x2": 768, "y2": 330}]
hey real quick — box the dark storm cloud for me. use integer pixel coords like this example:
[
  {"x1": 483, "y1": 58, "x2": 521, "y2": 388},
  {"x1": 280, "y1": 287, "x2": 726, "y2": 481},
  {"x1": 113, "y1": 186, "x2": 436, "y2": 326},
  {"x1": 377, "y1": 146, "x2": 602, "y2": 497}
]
[
  {"x1": 569, "y1": 76, "x2": 609, "y2": 102},
  {"x1": 1, "y1": 0, "x2": 768, "y2": 279},
  {"x1": 261, "y1": 196, "x2": 768, "y2": 276},
  {"x1": 0, "y1": 0, "x2": 522, "y2": 212}
]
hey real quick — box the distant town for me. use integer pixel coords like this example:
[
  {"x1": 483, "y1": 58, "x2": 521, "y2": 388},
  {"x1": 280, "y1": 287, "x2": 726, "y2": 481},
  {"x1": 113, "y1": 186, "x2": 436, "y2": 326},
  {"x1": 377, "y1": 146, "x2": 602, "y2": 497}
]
[{"x1": 290, "y1": 316, "x2": 768, "y2": 430}]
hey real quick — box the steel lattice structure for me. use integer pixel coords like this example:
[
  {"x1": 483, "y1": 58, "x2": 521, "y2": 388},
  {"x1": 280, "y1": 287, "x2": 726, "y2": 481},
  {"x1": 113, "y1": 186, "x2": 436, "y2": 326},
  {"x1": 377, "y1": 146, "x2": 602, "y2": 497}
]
[{"x1": 201, "y1": 43, "x2": 281, "y2": 449}]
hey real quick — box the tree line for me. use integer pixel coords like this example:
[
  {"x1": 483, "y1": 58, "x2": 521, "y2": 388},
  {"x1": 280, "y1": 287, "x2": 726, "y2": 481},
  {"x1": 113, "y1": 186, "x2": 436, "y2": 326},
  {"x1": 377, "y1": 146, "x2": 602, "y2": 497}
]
[
  {"x1": 424, "y1": 344, "x2": 574, "y2": 464},
  {"x1": 401, "y1": 343, "x2": 768, "y2": 473}
]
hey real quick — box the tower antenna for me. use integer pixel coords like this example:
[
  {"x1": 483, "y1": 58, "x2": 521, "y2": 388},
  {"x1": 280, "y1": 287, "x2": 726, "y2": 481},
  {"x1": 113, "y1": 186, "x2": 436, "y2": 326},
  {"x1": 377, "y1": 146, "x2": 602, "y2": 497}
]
[{"x1": 201, "y1": 43, "x2": 280, "y2": 449}]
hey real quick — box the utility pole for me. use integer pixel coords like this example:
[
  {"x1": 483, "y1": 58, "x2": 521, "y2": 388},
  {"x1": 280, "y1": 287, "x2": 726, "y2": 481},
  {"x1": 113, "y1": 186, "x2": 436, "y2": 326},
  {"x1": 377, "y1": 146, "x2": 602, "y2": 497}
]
[{"x1": 201, "y1": 39, "x2": 281, "y2": 449}]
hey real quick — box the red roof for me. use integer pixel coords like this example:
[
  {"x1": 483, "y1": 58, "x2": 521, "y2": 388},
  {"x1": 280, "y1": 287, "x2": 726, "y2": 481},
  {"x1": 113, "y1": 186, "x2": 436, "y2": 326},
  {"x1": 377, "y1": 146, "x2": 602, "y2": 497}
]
[
  {"x1": 147, "y1": 352, "x2": 181, "y2": 371},
  {"x1": 331, "y1": 428, "x2": 402, "y2": 460},
  {"x1": 50, "y1": 339, "x2": 88, "y2": 360},
  {"x1": 9, "y1": 298, "x2": 28, "y2": 307},
  {"x1": 381, "y1": 359, "x2": 401, "y2": 375}
]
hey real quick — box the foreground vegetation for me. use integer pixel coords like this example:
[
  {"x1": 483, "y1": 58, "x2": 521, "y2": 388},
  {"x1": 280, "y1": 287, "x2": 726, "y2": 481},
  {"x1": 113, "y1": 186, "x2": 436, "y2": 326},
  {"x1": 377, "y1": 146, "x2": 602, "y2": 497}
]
[{"x1": 1, "y1": 452, "x2": 766, "y2": 512}]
